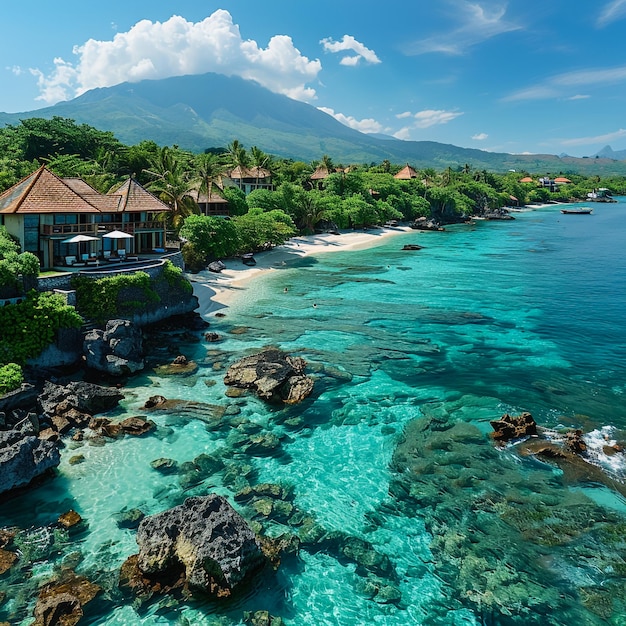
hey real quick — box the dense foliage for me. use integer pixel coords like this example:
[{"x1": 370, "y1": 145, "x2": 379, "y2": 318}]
[
  {"x1": 71, "y1": 261, "x2": 191, "y2": 322},
  {"x1": 71, "y1": 271, "x2": 160, "y2": 323},
  {"x1": 0, "y1": 363, "x2": 23, "y2": 396},
  {"x1": 0, "y1": 291, "x2": 83, "y2": 364},
  {"x1": 0, "y1": 227, "x2": 40, "y2": 296}
]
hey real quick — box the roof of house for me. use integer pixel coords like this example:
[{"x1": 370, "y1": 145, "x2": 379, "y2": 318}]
[
  {"x1": 228, "y1": 166, "x2": 271, "y2": 180},
  {"x1": 394, "y1": 164, "x2": 419, "y2": 180},
  {"x1": 0, "y1": 166, "x2": 110, "y2": 214},
  {"x1": 311, "y1": 166, "x2": 331, "y2": 180},
  {"x1": 108, "y1": 177, "x2": 171, "y2": 213},
  {"x1": 195, "y1": 190, "x2": 228, "y2": 204},
  {"x1": 519, "y1": 177, "x2": 534, "y2": 183},
  {"x1": 554, "y1": 177, "x2": 572, "y2": 183},
  {"x1": 0, "y1": 166, "x2": 171, "y2": 215}
]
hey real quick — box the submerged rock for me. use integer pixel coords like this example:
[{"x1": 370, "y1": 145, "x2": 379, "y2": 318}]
[
  {"x1": 129, "y1": 494, "x2": 267, "y2": 598},
  {"x1": 224, "y1": 348, "x2": 314, "y2": 404},
  {"x1": 32, "y1": 570, "x2": 100, "y2": 626}
]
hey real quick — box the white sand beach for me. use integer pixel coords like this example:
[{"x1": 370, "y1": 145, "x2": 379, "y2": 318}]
[{"x1": 190, "y1": 226, "x2": 413, "y2": 316}]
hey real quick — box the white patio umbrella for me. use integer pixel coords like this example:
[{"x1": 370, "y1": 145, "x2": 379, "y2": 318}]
[
  {"x1": 61, "y1": 234, "x2": 100, "y2": 244},
  {"x1": 61, "y1": 234, "x2": 100, "y2": 259},
  {"x1": 102, "y1": 229, "x2": 134, "y2": 254},
  {"x1": 101, "y1": 230, "x2": 133, "y2": 239}
]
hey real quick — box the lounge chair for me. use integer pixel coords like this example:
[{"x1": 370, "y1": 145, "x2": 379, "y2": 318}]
[
  {"x1": 118, "y1": 249, "x2": 127, "y2": 259},
  {"x1": 64, "y1": 256, "x2": 77, "y2": 266}
]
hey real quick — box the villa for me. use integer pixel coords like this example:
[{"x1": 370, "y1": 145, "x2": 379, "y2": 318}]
[
  {"x1": 0, "y1": 166, "x2": 171, "y2": 269},
  {"x1": 226, "y1": 165, "x2": 273, "y2": 194}
]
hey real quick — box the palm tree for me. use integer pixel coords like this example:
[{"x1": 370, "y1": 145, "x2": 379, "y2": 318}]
[
  {"x1": 226, "y1": 140, "x2": 249, "y2": 190},
  {"x1": 250, "y1": 146, "x2": 271, "y2": 191},
  {"x1": 144, "y1": 146, "x2": 199, "y2": 233},
  {"x1": 193, "y1": 152, "x2": 226, "y2": 208}
]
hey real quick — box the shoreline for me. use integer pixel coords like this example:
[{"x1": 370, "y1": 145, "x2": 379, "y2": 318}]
[{"x1": 190, "y1": 226, "x2": 413, "y2": 316}]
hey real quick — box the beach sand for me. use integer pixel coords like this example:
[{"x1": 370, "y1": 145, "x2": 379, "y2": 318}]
[{"x1": 190, "y1": 226, "x2": 413, "y2": 316}]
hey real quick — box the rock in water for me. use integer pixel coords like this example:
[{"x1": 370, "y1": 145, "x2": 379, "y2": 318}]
[
  {"x1": 0, "y1": 425, "x2": 60, "y2": 496},
  {"x1": 224, "y1": 348, "x2": 314, "y2": 404},
  {"x1": 135, "y1": 495, "x2": 266, "y2": 597},
  {"x1": 83, "y1": 319, "x2": 144, "y2": 375},
  {"x1": 490, "y1": 411, "x2": 537, "y2": 443}
]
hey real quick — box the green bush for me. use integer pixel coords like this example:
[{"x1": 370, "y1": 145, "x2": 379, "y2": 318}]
[
  {"x1": 160, "y1": 260, "x2": 192, "y2": 293},
  {"x1": 0, "y1": 362, "x2": 23, "y2": 395},
  {"x1": 0, "y1": 291, "x2": 83, "y2": 365},
  {"x1": 72, "y1": 271, "x2": 160, "y2": 323}
]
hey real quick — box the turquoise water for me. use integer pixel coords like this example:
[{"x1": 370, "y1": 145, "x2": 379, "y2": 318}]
[{"x1": 2, "y1": 202, "x2": 626, "y2": 625}]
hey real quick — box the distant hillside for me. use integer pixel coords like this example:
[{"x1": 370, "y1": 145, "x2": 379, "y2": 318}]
[
  {"x1": 595, "y1": 145, "x2": 626, "y2": 161},
  {"x1": 2, "y1": 72, "x2": 626, "y2": 174}
]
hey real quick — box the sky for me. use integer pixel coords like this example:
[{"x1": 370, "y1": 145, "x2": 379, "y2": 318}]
[{"x1": 2, "y1": 0, "x2": 626, "y2": 157}]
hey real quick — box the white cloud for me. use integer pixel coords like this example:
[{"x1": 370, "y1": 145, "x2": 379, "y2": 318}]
[
  {"x1": 406, "y1": 1, "x2": 522, "y2": 55},
  {"x1": 503, "y1": 64, "x2": 626, "y2": 102},
  {"x1": 413, "y1": 109, "x2": 463, "y2": 128},
  {"x1": 472, "y1": 132, "x2": 488, "y2": 140},
  {"x1": 31, "y1": 10, "x2": 322, "y2": 105},
  {"x1": 396, "y1": 111, "x2": 413, "y2": 119},
  {"x1": 318, "y1": 107, "x2": 383, "y2": 133},
  {"x1": 597, "y1": 0, "x2": 626, "y2": 27},
  {"x1": 561, "y1": 128, "x2": 626, "y2": 147},
  {"x1": 567, "y1": 94, "x2": 590, "y2": 100},
  {"x1": 320, "y1": 35, "x2": 381, "y2": 66},
  {"x1": 393, "y1": 127, "x2": 412, "y2": 140}
]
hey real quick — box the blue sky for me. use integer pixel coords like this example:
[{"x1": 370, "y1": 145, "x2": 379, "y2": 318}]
[{"x1": 2, "y1": 0, "x2": 626, "y2": 157}]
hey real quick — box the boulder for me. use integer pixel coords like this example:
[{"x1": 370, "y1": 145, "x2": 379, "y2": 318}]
[
  {"x1": 133, "y1": 494, "x2": 267, "y2": 597},
  {"x1": 208, "y1": 261, "x2": 226, "y2": 273},
  {"x1": 0, "y1": 421, "x2": 60, "y2": 496},
  {"x1": 224, "y1": 348, "x2": 314, "y2": 404},
  {"x1": 490, "y1": 411, "x2": 537, "y2": 443},
  {"x1": 411, "y1": 217, "x2": 444, "y2": 231},
  {"x1": 32, "y1": 571, "x2": 100, "y2": 626},
  {"x1": 39, "y1": 381, "x2": 124, "y2": 420},
  {"x1": 83, "y1": 319, "x2": 144, "y2": 376}
]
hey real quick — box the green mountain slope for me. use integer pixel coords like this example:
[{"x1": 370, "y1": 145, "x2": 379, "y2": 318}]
[{"x1": 2, "y1": 72, "x2": 625, "y2": 174}]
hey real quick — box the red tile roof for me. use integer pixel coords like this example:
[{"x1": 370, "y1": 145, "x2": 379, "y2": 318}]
[
  {"x1": 394, "y1": 164, "x2": 419, "y2": 179},
  {"x1": 0, "y1": 167, "x2": 170, "y2": 215},
  {"x1": 0, "y1": 166, "x2": 105, "y2": 214},
  {"x1": 108, "y1": 178, "x2": 171, "y2": 213}
]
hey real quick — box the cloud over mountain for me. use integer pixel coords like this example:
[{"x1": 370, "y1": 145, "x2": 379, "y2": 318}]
[{"x1": 30, "y1": 10, "x2": 322, "y2": 105}]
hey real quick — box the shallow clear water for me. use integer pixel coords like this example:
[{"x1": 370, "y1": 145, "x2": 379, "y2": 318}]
[{"x1": 2, "y1": 202, "x2": 626, "y2": 625}]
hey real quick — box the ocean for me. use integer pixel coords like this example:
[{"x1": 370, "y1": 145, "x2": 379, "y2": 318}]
[{"x1": 1, "y1": 200, "x2": 626, "y2": 625}]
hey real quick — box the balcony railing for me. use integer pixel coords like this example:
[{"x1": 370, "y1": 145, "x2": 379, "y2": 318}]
[{"x1": 42, "y1": 222, "x2": 164, "y2": 235}]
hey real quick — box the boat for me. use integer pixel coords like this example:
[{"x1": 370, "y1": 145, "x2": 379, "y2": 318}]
[{"x1": 560, "y1": 208, "x2": 593, "y2": 215}]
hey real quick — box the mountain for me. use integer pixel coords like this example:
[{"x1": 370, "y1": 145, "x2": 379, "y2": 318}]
[
  {"x1": 594, "y1": 145, "x2": 626, "y2": 161},
  {"x1": 2, "y1": 72, "x2": 626, "y2": 174}
]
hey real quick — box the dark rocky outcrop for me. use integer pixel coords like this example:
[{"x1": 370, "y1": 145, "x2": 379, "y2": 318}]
[
  {"x1": 0, "y1": 419, "x2": 60, "y2": 495},
  {"x1": 38, "y1": 381, "x2": 124, "y2": 426},
  {"x1": 490, "y1": 411, "x2": 538, "y2": 442},
  {"x1": 83, "y1": 319, "x2": 144, "y2": 376},
  {"x1": 411, "y1": 217, "x2": 444, "y2": 231},
  {"x1": 0, "y1": 381, "x2": 124, "y2": 495},
  {"x1": 208, "y1": 261, "x2": 226, "y2": 273},
  {"x1": 224, "y1": 348, "x2": 314, "y2": 404},
  {"x1": 122, "y1": 494, "x2": 267, "y2": 599}
]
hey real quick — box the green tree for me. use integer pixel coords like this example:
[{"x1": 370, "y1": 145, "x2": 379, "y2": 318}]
[
  {"x1": 234, "y1": 209, "x2": 296, "y2": 252},
  {"x1": 179, "y1": 215, "x2": 240, "y2": 263},
  {"x1": 144, "y1": 146, "x2": 199, "y2": 233}
]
